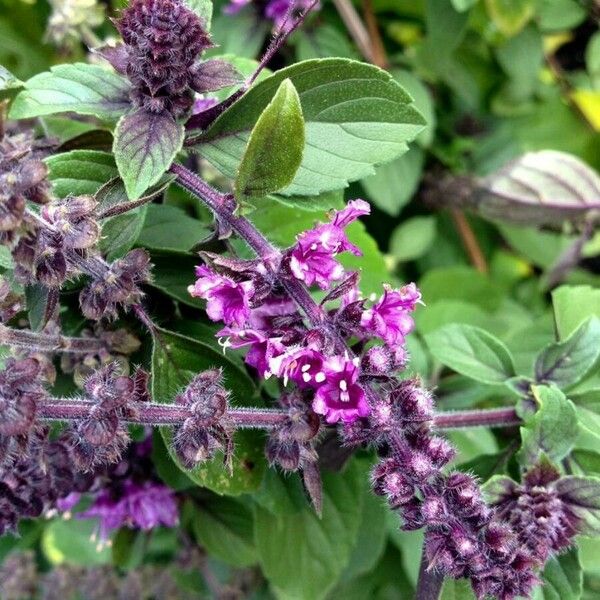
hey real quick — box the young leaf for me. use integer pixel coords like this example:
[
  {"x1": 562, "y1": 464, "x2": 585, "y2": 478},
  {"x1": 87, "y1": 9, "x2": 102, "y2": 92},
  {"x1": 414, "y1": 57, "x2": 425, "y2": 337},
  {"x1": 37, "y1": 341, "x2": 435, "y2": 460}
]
[
  {"x1": 425, "y1": 324, "x2": 516, "y2": 384},
  {"x1": 151, "y1": 328, "x2": 265, "y2": 495},
  {"x1": 191, "y1": 58, "x2": 425, "y2": 196},
  {"x1": 556, "y1": 476, "x2": 600, "y2": 535},
  {"x1": 235, "y1": 79, "x2": 305, "y2": 199},
  {"x1": 535, "y1": 547, "x2": 582, "y2": 600},
  {"x1": 113, "y1": 109, "x2": 184, "y2": 200},
  {"x1": 518, "y1": 385, "x2": 578, "y2": 465},
  {"x1": 9, "y1": 63, "x2": 130, "y2": 121},
  {"x1": 0, "y1": 65, "x2": 23, "y2": 100},
  {"x1": 535, "y1": 317, "x2": 600, "y2": 389}
]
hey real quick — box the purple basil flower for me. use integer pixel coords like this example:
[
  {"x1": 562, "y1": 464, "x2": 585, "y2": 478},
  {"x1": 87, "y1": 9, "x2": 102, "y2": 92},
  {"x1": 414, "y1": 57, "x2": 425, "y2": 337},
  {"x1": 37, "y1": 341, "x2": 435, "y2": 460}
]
[
  {"x1": 360, "y1": 283, "x2": 421, "y2": 348},
  {"x1": 287, "y1": 200, "x2": 370, "y2": 290},
  {"x1": 80, "y1": 480, "x2": 178, "y2": 545},
  {"x1": 270, "y1": 346, "x2": 326, "y2": 388},
  {"x1": 219, "y1": 327, "x2": 285, "y2": 378},
  {"x1": 312, "y1": 355, "x2": 370, "y2": 423},
  {"x1": 189, "y1": 265, "x2": 255, "y2": 327}
]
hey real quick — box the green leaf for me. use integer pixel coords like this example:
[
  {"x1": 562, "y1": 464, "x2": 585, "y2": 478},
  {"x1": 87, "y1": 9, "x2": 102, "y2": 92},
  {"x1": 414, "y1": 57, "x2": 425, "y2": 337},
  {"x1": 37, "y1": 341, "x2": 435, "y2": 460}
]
[
  {"x1": 25, "y1": 284, "x2": 53, "y2": 331},
  {"x1": 534, "y1": 547, "x2": 582, "y2": 600},
  {"x1": 418, "y1": 266, "x2": 505, "y2": 312},
  {"x1": 294, "y1": 25, "x2": 359, "y2": 62},
  {"x1": 556, "y1": 476, "x2": 600, "y2": 535},
  {"x1": 571, "y1": 450, "x2": 600, "y2": 476},
  {"x1": 485, "y1": 0, "x2": 535, "y2": 36},
  {"x1": 535, "y1": 317, "x2": 600, "y2": 389},
  {"x1": 192, "y1": 497, "x2": 257, "y2": 567},
  {"x1": 183, "y1": 0, "x2": 213, "y2": 28},
  {"x1": 342, "y1": 483, "x2": 387, "y2": 578},
  {"x1": 235, "y1": 79, "x2": 305, "y2": 199},
  {"x1": 519, "y1": 385, "x2": 578, "y2": 465},
  {"x1": 389, "y1": 215, "x2": 437, "y2": 262},
  {"x1": 149, "y1": 253, "x2": 203, "y2": 307},
  {"x1": 192, "y1": 58, "x2": 425, "y2": 196},
  {"x1": 114, "y1": 109, "x2": 184, "y2": 200},
  {"x1": 440, "y1": 577, "x2": 477, "y2": 600},
  {"x1": 552, "y1": 286, "x2": 600, "y2": 340},
  {"x1": 9, "y1": 63, "x2": 130, "y2": 121},
  {"x1": 99, "y1": 205, "x2": 148, "y2": 261},
  {"x1": 360, "y1": 147, "x2": 424, "y2": 216},
  {"x1": 425, "y1": 324, "x2": 516, "y2": 384},
  {"x1": 205, "y1": 14, "x2": 268, "y2": 60},
  {"x1": 137, "y1": 205, "x2": 210, "y2": 253},
  {"x1": 254, "y1": 460, "x2": 365, "y2": 600},
  {"x1": 42, "y1": 519, "x2": 111, "y2": 566},
  {"x1": 151, "y1": 328, "x2": 265, "y2": 495},
  {"x1": 45, "y1": 150, "x2": 118, "y2": 198}
]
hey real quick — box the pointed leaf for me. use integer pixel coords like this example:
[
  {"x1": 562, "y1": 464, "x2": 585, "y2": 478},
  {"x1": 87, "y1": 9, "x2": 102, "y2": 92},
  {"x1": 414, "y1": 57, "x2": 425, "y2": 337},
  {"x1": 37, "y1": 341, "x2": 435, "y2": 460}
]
[
  {"x1": 425, "y1": 324, "x2": 516, "y2": 384},
  {"x1": 113, "y1": 109, "x2": 184, "y2": 200},
  {"x1": 235, "y1": 79, "x2": 304, "y2": 199},
  {"x1": 556, "y1": 476, "x2": 600, "y2": 536},
  {"x1": 191, "y1": 58, "x2": 425, "y2": 196},
  {"x1": 9, "y1": 63, "x2": 130, "y2": 121},
  {"x1": 535, "y1": 317, "x2": 600, "y2": 389},
  {"x1": 518, "y1": 385, "x2": 578, "y2": 466}
]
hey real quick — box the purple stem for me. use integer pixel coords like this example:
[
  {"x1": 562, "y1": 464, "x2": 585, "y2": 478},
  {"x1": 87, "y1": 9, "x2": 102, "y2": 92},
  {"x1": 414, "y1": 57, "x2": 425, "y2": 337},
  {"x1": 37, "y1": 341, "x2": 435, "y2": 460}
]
[
  {"x1": 39, "y1": 397, "x2": 288, "y2": 428},
  {"x1": 0, "y1": 323, "x2": 107, "y2": 354},
  {"x1": 415, "y1": 547, "x2": 444, "y2": 600},
  {"x1": 38, "y1": 396, "x2": 520, "y2": 430},
  {"x1": 433, "y1": 407, "x2": 520, "y2": 430}
]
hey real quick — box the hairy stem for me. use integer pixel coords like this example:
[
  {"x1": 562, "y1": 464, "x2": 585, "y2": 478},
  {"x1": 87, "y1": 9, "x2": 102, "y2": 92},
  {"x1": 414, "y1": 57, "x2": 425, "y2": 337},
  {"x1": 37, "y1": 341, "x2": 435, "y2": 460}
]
[
  {"x1": 39, "y1": 397, "x2": 288, "y2": 428},
  {"x1": 415, "y1": 547, "x2": 444, "y2": 600},
  {"x1": 0, "y1": 323, "x2": 107, "y2": 354},
  {"x1": 433, "y1": 407, "x2": 520, "y2": 430}
]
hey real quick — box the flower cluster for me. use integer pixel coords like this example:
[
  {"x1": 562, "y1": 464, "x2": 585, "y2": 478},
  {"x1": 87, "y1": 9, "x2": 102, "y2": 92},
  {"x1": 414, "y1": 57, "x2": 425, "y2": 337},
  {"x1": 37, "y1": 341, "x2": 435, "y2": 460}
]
[
  {"x1": 171, "y1": 369, "x2": 233, "y2": 470},
  {"x1": 0, "y1": 126, "x2": 152, "y2": 323},
  {"x1": 112, "y1": 0, "x2": 239, "y2": 119},
  {"x1": 360, "y1": 377, "x2": 582, "y2": 599},
  {"x1": 189, "y1": 200, "x2": 420, "y2": 426},
  {"x1": 225, "y1": 0, "x2": 320, "y2": 32}
]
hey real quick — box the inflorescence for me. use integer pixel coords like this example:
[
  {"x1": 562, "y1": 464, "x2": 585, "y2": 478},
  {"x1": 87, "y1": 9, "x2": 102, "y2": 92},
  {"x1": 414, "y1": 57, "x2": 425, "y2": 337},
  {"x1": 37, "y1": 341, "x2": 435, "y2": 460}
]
[{"x1": 0, "y1": 1, "x2": 583, "y2": 596}]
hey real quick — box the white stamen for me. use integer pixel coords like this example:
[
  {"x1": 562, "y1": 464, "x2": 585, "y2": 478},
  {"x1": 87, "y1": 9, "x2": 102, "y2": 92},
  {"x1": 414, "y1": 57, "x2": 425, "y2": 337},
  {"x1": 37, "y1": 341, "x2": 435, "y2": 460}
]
[
  {"x1": 314, "y1": 372, "x2": 326, "y2": 383},
  {"x1": 301, "y1": 364, "x2": 311, "y2": 372},
  {"x1": 339, "y1": 380, "x2": 348, "y2": 392},
  {"x1": 302, "y1": 373, "x2": 312, "y2": 383}
]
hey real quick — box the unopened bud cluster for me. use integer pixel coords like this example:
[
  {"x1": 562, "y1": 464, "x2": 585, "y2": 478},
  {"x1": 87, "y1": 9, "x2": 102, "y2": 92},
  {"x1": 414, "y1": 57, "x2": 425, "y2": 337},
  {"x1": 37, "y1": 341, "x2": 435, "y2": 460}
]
[{"x1": 113, "y1": 0, "x2": 239, "y2": 118}]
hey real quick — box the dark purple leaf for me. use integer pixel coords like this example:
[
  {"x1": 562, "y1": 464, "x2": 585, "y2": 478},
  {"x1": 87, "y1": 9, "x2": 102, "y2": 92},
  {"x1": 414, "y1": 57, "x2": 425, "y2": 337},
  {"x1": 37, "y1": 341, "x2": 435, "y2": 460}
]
[
  {"x1": 556, "y1": 475, "x2": 600, "y2": 535},
  {"x1": 113, "y1": 108, "x2": 184, "y2": 200}
]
